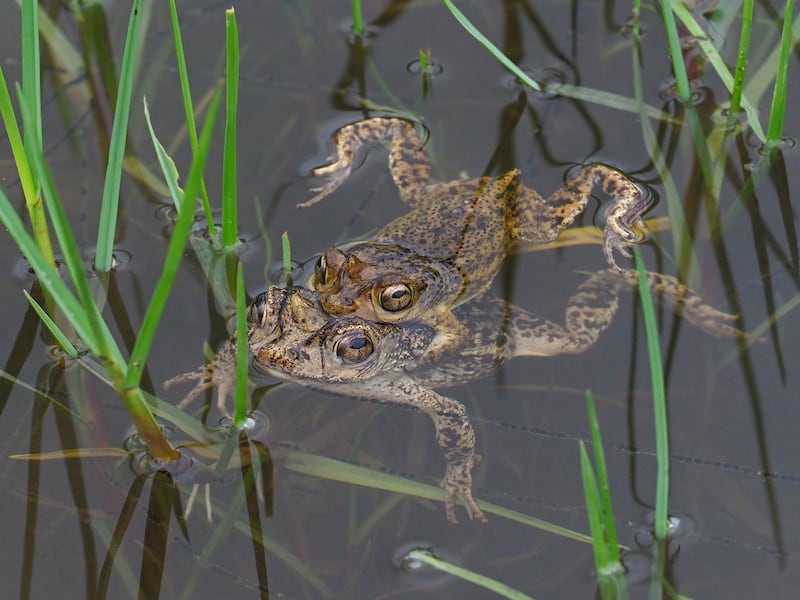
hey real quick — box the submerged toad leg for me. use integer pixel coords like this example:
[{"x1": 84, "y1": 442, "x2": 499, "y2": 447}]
[
  {"x1": 300, "y1": 117, "x2": 433, "y2": 208},
  {"x1": 485, "y1": 269, "x2": 746, "y2": 360},
  {"x1": 338, "y1": 376, "x2": 486, "y2": 524},
  {"x1": 513, "y1": 164, "x2": 652, "y2": 271},
  {"x1": 164, "y1": 338, "x2": 241, "y2": 415}
]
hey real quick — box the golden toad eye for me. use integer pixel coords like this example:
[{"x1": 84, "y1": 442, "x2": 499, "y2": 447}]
[
  {"x1": 379, "y1": 283, "x2": 413, "y2": 312},
  {"x1": 334, "y1": 331, "x2": 375, "y2": 364}
]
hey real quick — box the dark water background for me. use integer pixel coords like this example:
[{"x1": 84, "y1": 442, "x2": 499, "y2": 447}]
[{"x1": 1, "y1": 0, "x2": 800, "y2": 597}]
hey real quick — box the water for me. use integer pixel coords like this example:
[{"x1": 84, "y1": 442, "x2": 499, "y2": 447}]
[{"x1": 1, "y1": 0, "x2": 799, "y2": 597}]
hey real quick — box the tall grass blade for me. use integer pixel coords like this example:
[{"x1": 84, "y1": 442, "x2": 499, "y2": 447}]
[
  {"x1": 630, "y1": 3, "x2": 700, "y2": 282},
  {"x1": 579, "y1": 442, "x2": 611, "y2": 569},
  {"x1": 233, "y1": 263, "x2": 249, "y2": 425},
  {"x1": 585, "y1": 391, "x2": 619, "y2": 553},
  {"x1": 279, "y1": 449, "x2": 596, "y2": 543},
  {"x1": 0, "y1": 65, "x2": 55, "y2": 268},
  {"x1": 671, "y1": 1, "x2": 766, "y2": 142},
  {"x1": 0, "y1": 180, "x2": 175, "y2": 458},
  {"x1": 167, "y1": 0, "x2": 214, "y2": 236},
  {"x1": 633, "y1": 249, "x2": 669, "y2": 540},
  {"x1": 729, "y1": 0, "x2": 754, "y2": 116},
  {"x1": 656, "y1": 0, "x2": 691, "y2": 103},
  {"x1": 765, "y1": 0, "x2": 793, "y2": 146},
  {"x1": 0, "y1": 188, "x2": 96, "y2": 352},
  {"x1": 15, "y1": 89, "x2": 121, "y2": 364},
  {"x1": 123, "y1": 92, "x2": 221, "y2": 391},
  {"x1": 21, "y1": 0, "x2": 42, "y2": 155},
  {"x1": 222, "y1": 8, "x2": 240, "y2": 250},
  {"x1": 351, "y1": 0, "x2": 364, "y2": 35},
  {"x1": 581, "y1": 393, "x2": 627, "y2": 598},
  {"x1": 94, "y1": 0, "x2": 142, "y2": 273}
]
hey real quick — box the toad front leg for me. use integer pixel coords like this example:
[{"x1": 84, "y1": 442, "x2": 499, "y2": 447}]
[
  {"x1": 351, "y1": 376, "x2": 487, "y2": 523},
  {"x1": 164, "y1": 337, "x2": 242, "y2": 415}
]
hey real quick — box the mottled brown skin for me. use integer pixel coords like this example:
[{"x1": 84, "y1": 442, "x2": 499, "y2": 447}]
[
  {"x1": 168, "y1": 271, "x2": 746, "y2": 523},
  {"x1": 304, "y1": 117, "x2": 652, "y2": 363}
]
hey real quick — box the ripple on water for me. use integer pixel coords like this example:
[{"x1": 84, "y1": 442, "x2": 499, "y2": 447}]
[{"x1": 377, "y1": 541, "x2": 462, "y2": 592}]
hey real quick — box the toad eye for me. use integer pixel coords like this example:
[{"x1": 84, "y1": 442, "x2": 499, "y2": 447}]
[
  {"x1": 251, "y1": 291, "x2": 268, "y2": 323},
  {"x1": 333, "y1": 331, "x2": 375, "y2": 364},
  {"x1": 379, "y1": 283, "x2": 413, "y2": 312},
  {"x1": 314, "y1": 254, "x2": 330, "y2": 289}
]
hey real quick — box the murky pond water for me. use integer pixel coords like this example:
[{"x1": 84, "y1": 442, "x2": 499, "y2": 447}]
[{"x1": 1, "y1": 0, "x2": 800, "y2": 597}]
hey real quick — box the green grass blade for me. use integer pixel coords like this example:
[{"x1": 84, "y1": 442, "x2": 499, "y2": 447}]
[
  {"x1": 222, "y1": 8, "x2": 240, "y2": 250},
  {"x1": 351, "y1": 0, "x2": 364, "y2": 35},
  {"x1": 21, "y1": 0, "x2": 42, "y2": 155},
  {"x1": 94, "y1": 0, "x2": 142, "y2": 273},
  {"x1": 123, "y1": 90, "x2": 222, "y2": 390},
  {"x1": 585, "y1": 391, "x2": 619, "y2": 554},
  {"x1": 15, "y1": 88, "x2": 123, "y2": 364},
  {"x1": 233, "y1": 263, "x2": 249, "y2": 425},
  {"x1": 281, "y1": 230, "x2": 292, "y2": 273},
  {"x1": 580, "y1": 442, "x2": 611, "y2": 569},
  {"x1": 633, "y1": 249, "x2": 669, "y2": 540},
  {"x1": 0, "y1": 188, "x2": 95, "y2": 352},
  {"x1": 630, "y1": 6, "x2": 699, "y2": 282},
  {"x1": 15, "y1": 98, "x2": 176, "y2": 457},
  {"x1": 548, "y1": 83, "x2": 677, "y2": 123},
  {"x1": 168, "y1": 0, "x2": 214, "y2": 235},
  {"x1": 671, "y1": 1, "x2": 766, "y2": 142},
  {"x1": 406, "y1": 549, "x2": 534, "y2": 600},
  {"x1": 13, "y1": 0, "x2": 85, "y2": 92},
  {"x1": 729, "y1": 0, "x2": 754, "y2": 116},
  {"x1": 142, "y1": 98, "x2": 185, "y2": 211},
  {"x1": 765, "y1": 0, "x2": 793, "y2": 146},
  {"x1": 279, "y1": 449, "x2": 597, "y2": 544},
  {"x1": 0, "y1": 66, "x2": 36, "y2": 203},
  {"x1": 14, "y1": 0, "x2": 57, "y2": 272},
  {"x1": 741, "y1": 16, "x2": 800, "y2": 119},
  {"x1": 441, "y1": 0, "x2": 541, "y2": 92},
  {"x1": 656, "y1": 0, "x2": 691, "y2": 103},
  {"x1": 1, "y1": 186, "x2": 176, "y2": 460},
  {"x1": 23, "y1": 290, "x2": 79, "y2": 358},
  {"x1": 0, "y1": 65, "x2": 56, "y2": 268}
]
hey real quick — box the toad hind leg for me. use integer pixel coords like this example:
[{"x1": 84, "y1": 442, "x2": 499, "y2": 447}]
[{"x1": 500, "y1": 269, "x2": 746, "y2": 360}]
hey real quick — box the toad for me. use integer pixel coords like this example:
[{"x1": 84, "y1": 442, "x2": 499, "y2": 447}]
[
  {"x1": 305, "y1": 117, "x2": 652, "y2": 364},
  {"x1": 170, "y1": 270, "x2": 745, "y2": 522}
]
